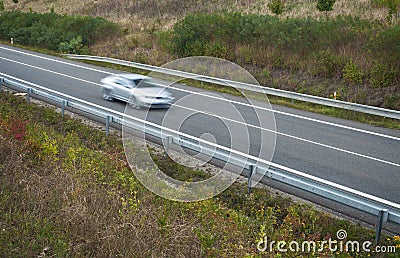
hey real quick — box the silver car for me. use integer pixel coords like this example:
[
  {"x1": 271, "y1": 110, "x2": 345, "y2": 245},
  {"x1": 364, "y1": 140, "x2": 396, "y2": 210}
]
[{"x1": 101, "y1": 74, "x2": 174, "y2": 109}]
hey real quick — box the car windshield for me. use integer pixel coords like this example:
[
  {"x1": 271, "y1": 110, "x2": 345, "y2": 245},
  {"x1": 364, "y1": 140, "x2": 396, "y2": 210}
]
[{"x1": 133, "y1": 78, "x2": 162, "y2": 88}]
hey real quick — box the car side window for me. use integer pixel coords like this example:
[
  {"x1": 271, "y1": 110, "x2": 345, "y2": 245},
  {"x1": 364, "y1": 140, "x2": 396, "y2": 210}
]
[
  {"x1": 112, "y1": 78, "x2": 123, "y2": 85},
  {"x1": 114, "y1": 78, "x2": 131, "y2": 88},
  {"x1": 133, "y1": 79, "x2": 142, "y2": 86}
]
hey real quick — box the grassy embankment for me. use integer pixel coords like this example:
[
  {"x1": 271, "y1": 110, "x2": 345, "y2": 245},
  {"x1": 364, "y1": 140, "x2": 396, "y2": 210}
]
[{"x1": 1, "y1": 91, "x2": 400, "y2": 256}]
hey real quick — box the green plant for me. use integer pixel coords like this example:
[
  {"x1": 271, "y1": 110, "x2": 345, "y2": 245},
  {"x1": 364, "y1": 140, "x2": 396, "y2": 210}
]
[
  {"x1": 313, "y1": 51, "x2": 345, "y2": 78},
  {"x1": 0, "y1": 1, "x2": 4, "y2": 11},
  {"x1": 372, "y1": 0, "x2": 400, "y2": 21},
  {"x1": 58, "y1": 36, "x2": 89, "y2": 54},
  {"x1": 383, "y1": 94, "x2": 399, "y2": 109},
  {"x1": 12, "y1": 0, "x2": 18, "y2": 3},
  {"x1": 204, "y1": 41, "x2": 228, "y2": 58},
  {"x1": 0, "y1": 11, "x2": 121, "y2": 52},
  {"x1": 343, "y1": 59, "x2": 364, "y2": 84},
  {"x1": 316, "y1": 0, "x2": 336, "y2": 13},
  {"x1": 369, "y1": 63, "x2": 396, "y2": 88},
  {"x1": 268, "y1": 0, "x2": 285, "y2": 15}
]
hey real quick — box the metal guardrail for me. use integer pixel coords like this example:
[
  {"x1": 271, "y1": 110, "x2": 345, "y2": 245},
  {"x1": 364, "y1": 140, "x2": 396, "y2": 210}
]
[
  {"x1": 1, "y1": 73, "x2": 399, "y2": 242},
  {"x1": 65, "y1": 54, "x2": 400, "y2": 120}
]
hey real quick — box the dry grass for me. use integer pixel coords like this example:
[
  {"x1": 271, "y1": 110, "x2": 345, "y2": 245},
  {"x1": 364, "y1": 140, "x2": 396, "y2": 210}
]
[
  {"x1": 5, "y1": 0, "x2": 394, "y2": 25},
  {"x1": 5, "y1": 0, "x2": 396, "y2": 62},
  {"x1": 2, "y1": 0, "x2": 394, "y2": 37}
]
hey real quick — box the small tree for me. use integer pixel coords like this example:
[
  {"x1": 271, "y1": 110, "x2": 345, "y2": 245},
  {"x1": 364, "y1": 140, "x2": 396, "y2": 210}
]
[
  {"x1": 268, "y1": 0, "x2": 285, "y2": 15},
  {"x1": 316, "y1": 0, "x2": 336, "y2": 13},
  {"x1": 58, "y1": 36, "x2": 88, "y2": 54}
]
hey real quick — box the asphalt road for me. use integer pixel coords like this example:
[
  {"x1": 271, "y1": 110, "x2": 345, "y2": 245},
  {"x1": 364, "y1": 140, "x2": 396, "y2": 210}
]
[{"x1": 1, "y1": 44, "x2": 399, "y2": 204}]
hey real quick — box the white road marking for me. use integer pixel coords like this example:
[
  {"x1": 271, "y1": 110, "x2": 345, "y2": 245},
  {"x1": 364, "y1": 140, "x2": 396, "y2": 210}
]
[
  {"x1": 172, "y1": 104, "x2": 400, "y2": 167},
  {"x1": 0, "y1": 56, "x2": 101, "y2": 87},
  {"x1": 166, "y1": 85, "x2": 400, "y2": 141},
  {"x1": 2, "y1": 56, "x2": 399, "y2": 168},
  {"x1": 1, "y1": 45, "x2": 399, "y2": 144},
  {"x1": 1, "y1": 45, "x2": 399, "y2": 142},
  {"x1": 2, "y1": 57, "x2": 398, "y2": 168},
  {"x1": 4, "y1": 71, "x2": 400, "y2": 209}
]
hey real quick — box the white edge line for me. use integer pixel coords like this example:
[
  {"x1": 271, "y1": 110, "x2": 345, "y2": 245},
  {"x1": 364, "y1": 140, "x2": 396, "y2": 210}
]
[
  {"x1": 1, "y1": 71, "x2": 400, "y2": 210},
  {"x1": 1, "y1": 45, "x2": 398, "y2": 141},
  {"x1": 172, "y1": 103, "x2": 400, "y2": 167},
  {"x1": 2, "y1": 56, "x2": 399, "y2": 166}
]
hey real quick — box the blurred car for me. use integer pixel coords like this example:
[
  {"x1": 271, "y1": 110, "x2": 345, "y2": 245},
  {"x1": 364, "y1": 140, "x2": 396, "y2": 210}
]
[{"x1": 101, "y1": 74, "x2": 174, "y2": 109}]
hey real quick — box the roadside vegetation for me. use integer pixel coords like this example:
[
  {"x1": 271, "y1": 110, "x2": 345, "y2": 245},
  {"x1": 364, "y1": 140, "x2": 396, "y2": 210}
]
[
  {"x1": 0, "y1": 11, "x2": 120, "y2": 54},
  {"x1": 0, "y1": 0, "x2": 399, "y2": 113},
  {"x1": 1, "y1": 91, "x2": 399, "y2": 257},
  {"x1": 165, "y1": 12, "x2": 399, "y2": 109}
]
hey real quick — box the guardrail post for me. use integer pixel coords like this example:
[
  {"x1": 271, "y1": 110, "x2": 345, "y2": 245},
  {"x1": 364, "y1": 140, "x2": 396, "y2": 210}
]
[
  {"x1": 0, "y1": 77, "x2": 3, "y2": 92},
  {"x1": 61, "y1": 100, "x2": 68, "y2": 118},
  {"x1": 105, "y1": 115, "x2": 111, "y2": 136},
  {"x1": 248, "y1": 165, "x2": 256, "y2": 193},
  {"x1": 26, "y1": 88, "x2": 33, "y2": 103},
  {"x1": 165, "y1": 135, "x2": 173, "y2": 156},
  {"x1": 374, "y1": 209, "x2": 388, "y2": 244}
]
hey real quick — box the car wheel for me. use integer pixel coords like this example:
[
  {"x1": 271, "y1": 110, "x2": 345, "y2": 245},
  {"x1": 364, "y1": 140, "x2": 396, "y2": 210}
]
[
  {"x1": 102, "y1": 88, "x2": 113, "y2": 101},
  {"x1": 129, "y1": 97, "x2": 141, "y2": 110}
]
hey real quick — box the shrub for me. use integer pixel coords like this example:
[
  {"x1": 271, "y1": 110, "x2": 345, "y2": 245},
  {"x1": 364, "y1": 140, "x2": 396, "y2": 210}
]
[
  {"x1": 316, "y1": 0, "x2": 336, "y2": 13},
  {"x1": 369, "y1": 63, "x2": 396, "y2": 88},
  {"x1": 312, "y1": 51, "x2": 346, "y2": 78},
  {"x1": 268, "y1": 0, "x2": 285, "y2": 15},
  {"x1": 369, "y1": 25, "x2": 400, "y2": 70},
  {"x1": 383, "y1": 94, "x2": 399, "y2": 109},
  {"x1": 170, "y1": 13, "x2": 367, "y2": 62},
  {"x1": 0, "y1": 1, "x2": 4, "y2": 11},
  {"x1": 204, "y1": 41, "x2": 228, "y2": 59},
  {"x1": 343, "y1": 59, "x2": 364, "y2": 84},
  {"x1": 58, "y1": 36, "x2": 89, "y2": 54},
  {"x1": 0, "y1": 11, "x2": 121, "y2": 53}
]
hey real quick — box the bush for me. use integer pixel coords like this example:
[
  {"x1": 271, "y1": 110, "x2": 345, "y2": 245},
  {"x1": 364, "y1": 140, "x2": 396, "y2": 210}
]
[
  {"x1": 268, "y1": 0, "x2": 285, "y2": 15},
  {"x1": 343, "y1": 59, "x2": 364, "y2": 84},
  {"x1": 316, "y1": 0, "x2": 336, "y2": 13},
  {"x1": 312, "y1": 51, "x2": 346, "y2": 78},
  {"x1": 58, "y1": 36, "x2": 89, "y2": 54},
  {"x1": 369, "y1": 63, "x2": 396, "y2": 88},
  {"x1": 0, "y1": 11, "x2": 121, "y2": 53},
  {"x1": 170, "y1": 13, "x2": 368, "y2": 62},
  {"x1": 369, "y1": 25, "x2": 400, "y2": 70}
]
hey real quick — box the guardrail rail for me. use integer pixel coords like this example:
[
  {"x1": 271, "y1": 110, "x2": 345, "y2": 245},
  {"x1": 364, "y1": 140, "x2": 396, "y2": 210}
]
[{"x1": 1, "y1": 73, "x2": 399, "y2": 243}]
